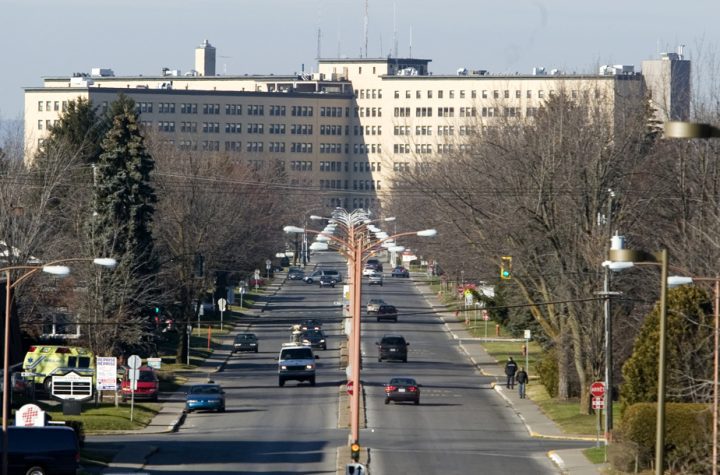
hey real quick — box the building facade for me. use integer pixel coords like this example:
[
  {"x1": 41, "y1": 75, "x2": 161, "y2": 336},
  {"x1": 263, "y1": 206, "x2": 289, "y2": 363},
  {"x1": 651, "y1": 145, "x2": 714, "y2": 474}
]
[{"x1": 24, "y1": 42, "x2": 690, "y2": 212}]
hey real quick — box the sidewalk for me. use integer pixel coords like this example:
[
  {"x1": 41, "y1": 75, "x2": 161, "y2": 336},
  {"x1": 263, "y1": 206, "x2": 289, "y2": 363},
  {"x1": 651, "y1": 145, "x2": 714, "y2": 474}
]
[
  {"x1": 413, "y1": 279, "x2": 605, "y2": 475},
  {"x1": 98, "y1": 275, "x2": 286, "y2": 474}
]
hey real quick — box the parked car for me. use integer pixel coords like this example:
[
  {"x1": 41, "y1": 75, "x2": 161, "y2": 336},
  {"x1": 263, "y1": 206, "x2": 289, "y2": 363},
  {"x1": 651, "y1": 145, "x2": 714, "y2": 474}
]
[
  {"x1": 391, "y1": 266, "x2": 410, "y2": 278},
  {"x1": 280, "y1": 256, "x2": 290, "y2": 268},
  {"x1": 319, "y1": 275, "x2": 336, "y2": 288},
  {"x1": 2, "y1": 426, "x2": 80, "y2": 475},
  {"x1": 248, "y1": 277, "x2": 265, "y2": 287},
  {"x1": 185, "y1": 383, "x2": 226, "y2": 413},
  {"x1": 366, "y1": 299, "x2": 386, "y2": 314},
  {"x1": 121, "y1": 365, "x2": 159, "y2": 402},
  {"x1": 384, "y1": 377, "x2": 420, "y2": 405},
  {"x1": 301, "y1": 329, "x2": 328, "y2": 350},
  {"x1": 376, "y1": 334, "x2": 409, "y2": 362},
  {"x1": 376, "y1": 304, "x2": 398, "y2": 322},
  {"x1": 232, "y1": 333, "x2": 259, "y2": 353},
  {"x1": 368, "y1": 271, "x2": 383, "y2": 286},
  {"x1": 287, "y1": 268, "x2": 305, "y2": 280}
]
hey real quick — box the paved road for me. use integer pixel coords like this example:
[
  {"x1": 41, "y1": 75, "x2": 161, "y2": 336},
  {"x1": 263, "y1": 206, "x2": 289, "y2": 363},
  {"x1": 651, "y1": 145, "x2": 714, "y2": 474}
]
[
  {"x1": 89, "y1": 251, "x2": 592, "y2": 474},
  {"x1": 359, "y1": 264, "x2": 570, "y2": 474}
]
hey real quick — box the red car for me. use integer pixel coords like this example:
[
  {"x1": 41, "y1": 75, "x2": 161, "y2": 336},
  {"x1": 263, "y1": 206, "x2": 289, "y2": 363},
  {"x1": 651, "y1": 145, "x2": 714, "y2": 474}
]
[{"x1": 121, "y1": 366, "x2": 159, "y2": 402}]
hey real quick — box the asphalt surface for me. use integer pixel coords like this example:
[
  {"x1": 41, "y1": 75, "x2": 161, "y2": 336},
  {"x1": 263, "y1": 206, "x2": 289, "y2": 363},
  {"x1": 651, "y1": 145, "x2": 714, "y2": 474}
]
[{"x1": 89, "y1": 252, "x2": 605, "y2": 475}]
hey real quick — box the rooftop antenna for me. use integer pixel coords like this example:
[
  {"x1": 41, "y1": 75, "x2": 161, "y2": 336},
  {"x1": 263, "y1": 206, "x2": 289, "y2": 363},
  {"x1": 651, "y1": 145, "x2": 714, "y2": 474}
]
[
  {"x1": 364, "y1": 0, "x2": 369, "y2": 58},
  {"x1": 316, "y1": 28, "x2": 322, "y2": 60},
  {"x1": 393, "y1": 2, "x2": 398, "y2": 58},
  {"x1": 409, "y1": 25, "x2": 413, "y2": 58},
  {"x1": 380, "y1": 32, "x2": 383, "y2": 57}
]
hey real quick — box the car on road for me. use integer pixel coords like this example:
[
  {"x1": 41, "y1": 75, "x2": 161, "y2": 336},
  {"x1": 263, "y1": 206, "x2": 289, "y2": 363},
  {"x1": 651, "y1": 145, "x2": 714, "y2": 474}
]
[
  {"x1": 391, "y1": 266, "x2": 410, "y2": 278},
  {"x1": 366, "y1": 299, "x2": 386, "y2": 314},
  {"x1": 365, "y1": 258, "x2": 383, "y2": 272},
  {"x1": 232, "y1": 333, "x2": 259, "y2": 353},
  {"x1": 368, "y1": 271, "x2": 383, "y2": 286},
  {"x1": 278, "y1": 344, "x2": 318, "y2": 386},
  {"x1": 300, "y1": 319, "x2": 322, "y2": 331},
  {"x1": 185, "y1": 383, "x2": 226, "y2": 413},
  {"x1": 319, "y1": 275, "x2": 336, "y2": 288},
  {"x1": 303, "y1": 269, "x2": 342, "y2": 284},
  {"x1": 120, "y1": 365, "x2": 159, "y2": 402},
  {"x1": 384, "y1": 377, "x2": 420, "y2": 404},
  {"x1": 376, "y1": 334, "x2": 409, "y2": 362},
  {"x1": 301, "y1": 329, "x2": 328, "y2": 350},
  {"x1": 375, "y1": 304, "x2": 398, "y2": 322},
  {"x1": 303, "y1": 270, "x2": 323, "y2": 284},
  {"x1": 287, "y1": 267, "x2": 305, "y2": 280},
  {"x1": 362, "y1": 266, "x2": 378, "y2": 277}
]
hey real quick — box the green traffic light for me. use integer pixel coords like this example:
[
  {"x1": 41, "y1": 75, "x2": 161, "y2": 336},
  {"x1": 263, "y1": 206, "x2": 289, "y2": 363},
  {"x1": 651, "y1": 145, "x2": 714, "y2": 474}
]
[{"x1": 155, "y1": 307, "x2": 160, "y2": 313}]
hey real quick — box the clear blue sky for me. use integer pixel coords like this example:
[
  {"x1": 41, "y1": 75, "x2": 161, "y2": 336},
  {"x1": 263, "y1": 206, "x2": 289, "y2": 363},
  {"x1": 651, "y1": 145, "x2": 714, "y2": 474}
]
[{"x1": 2, "y1": 0, "x2": 719, "y2": 119}]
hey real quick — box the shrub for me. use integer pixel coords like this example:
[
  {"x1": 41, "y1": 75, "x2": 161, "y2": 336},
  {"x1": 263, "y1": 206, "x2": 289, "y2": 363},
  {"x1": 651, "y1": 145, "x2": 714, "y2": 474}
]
[
  {"x1": 616, "y1": 402, "x2": 711, "y2": 473},
  {"x1": 534, "y1": 349, "x2": 558, "y2": 398}
]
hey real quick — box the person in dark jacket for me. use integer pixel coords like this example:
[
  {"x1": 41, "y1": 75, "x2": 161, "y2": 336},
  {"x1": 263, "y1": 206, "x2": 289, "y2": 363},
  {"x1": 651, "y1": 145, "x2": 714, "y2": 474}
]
[
  {"x1": 516, "y1": 367, "x2": 529, "y2": 398},
  {"x1": 504, "y1": 357, "x2": 518, "y2": 389}
]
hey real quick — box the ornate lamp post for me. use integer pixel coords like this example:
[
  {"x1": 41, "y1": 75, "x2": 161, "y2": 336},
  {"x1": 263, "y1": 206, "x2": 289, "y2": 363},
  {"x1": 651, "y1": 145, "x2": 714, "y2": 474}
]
[
  {"x1": 608, "y1": 247, "x2": 668, "y2": 475},
  {"x1": 284, "y1": 209, "x2": 435, "y2": 459}
]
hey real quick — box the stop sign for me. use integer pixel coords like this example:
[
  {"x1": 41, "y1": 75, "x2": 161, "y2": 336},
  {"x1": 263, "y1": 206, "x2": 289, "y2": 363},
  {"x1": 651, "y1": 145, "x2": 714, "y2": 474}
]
[
  {"x1": 347, "y1": 380, "x2": 354, "y2": 396},
  {"x1": 590, "y1": 381, "x2": 605, "y2": 397}
]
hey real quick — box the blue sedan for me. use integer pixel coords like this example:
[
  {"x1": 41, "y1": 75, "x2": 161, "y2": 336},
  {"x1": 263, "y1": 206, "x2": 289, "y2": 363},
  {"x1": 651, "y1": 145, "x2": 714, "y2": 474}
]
[{"x1": 185, "y1": 384, "x2": 226, "y2": 413}]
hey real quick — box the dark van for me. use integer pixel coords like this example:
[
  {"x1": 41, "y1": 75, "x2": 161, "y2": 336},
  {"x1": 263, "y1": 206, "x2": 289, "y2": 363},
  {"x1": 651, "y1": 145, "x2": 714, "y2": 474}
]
[{"x1": 1, "y1": 426, "x2": 79, "y2": 475}]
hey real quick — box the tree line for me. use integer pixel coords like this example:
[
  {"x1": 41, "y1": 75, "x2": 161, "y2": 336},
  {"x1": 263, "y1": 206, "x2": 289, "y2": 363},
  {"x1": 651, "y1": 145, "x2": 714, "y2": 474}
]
[{"x1": 0, "y1": 95, "x2": 306, "y2": 363}]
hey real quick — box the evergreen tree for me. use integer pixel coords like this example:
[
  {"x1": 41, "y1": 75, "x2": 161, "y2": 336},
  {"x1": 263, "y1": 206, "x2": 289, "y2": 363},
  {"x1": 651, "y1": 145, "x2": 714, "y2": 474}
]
[
  {"x1": 621, "y1": 286, "x2": 714, "y2": 410},
  {"x1": 78, "y1": 94, "x2": 159, "y2": 356},
  {"x1": 34, "y1": 97, "x2": 106, "y2": 165},
  {"x1": 94, "y1": 94, "x2": 157, "y2": 275}
]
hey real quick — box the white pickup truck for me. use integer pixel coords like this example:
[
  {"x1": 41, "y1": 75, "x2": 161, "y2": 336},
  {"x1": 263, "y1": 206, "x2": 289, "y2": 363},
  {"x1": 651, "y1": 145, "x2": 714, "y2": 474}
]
[{"x1": 278, "y1": 344, "x2": 317, "y2": 387}]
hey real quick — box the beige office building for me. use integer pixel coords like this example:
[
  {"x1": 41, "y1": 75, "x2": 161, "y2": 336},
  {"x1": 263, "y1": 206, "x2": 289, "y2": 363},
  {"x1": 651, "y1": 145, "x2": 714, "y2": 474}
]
[{"x1": 24, "y1": 41, "x2": 689, "y2": 212}]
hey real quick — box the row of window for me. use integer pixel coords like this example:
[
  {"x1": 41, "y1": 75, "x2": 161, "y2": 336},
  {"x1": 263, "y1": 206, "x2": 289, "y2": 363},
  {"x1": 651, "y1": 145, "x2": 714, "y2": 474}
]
[
  {"x1": 392, "y1": 88, "x2": 594, "y2": 100},
  {"x1": 319, "y1": 143, "x2": 344, "y2": 154},
  {"x1": 319, "y1": 161, "x2": 344, "y2": 172},
  {"x1": 392, "y1": 143, "x2": 473, "y2": 155},
  {"x1": 319, "y1": 179, "x2": 384, "y2": 191},
  {"x1": 355, "y1": 89, "x2": 383, "y2": 100},
  {"x1": 320, "y1": 106, "x2": 347, "y2": 117},
  {"x1": 352, "y1": 144, "x2": 382, "y2": 155},
  {"x1": 37, "y1": 100, "x2": 66, "y2": 112}
]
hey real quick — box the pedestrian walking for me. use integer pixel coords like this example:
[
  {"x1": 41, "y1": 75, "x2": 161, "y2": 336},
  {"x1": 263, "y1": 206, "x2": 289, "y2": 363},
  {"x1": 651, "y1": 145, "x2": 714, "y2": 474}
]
[
  {"x1": 504, "y1": 357, "x2": 518, "y2": 389},
  {"x1": 516, "y1": 367, "x2": 529, "y2": 399}
]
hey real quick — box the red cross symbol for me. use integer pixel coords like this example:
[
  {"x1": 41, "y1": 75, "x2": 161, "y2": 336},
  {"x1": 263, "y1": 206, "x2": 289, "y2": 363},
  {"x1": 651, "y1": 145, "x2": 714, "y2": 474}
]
[{"x1": 22, "y1": 406, "x2": 39, "y2": 426}]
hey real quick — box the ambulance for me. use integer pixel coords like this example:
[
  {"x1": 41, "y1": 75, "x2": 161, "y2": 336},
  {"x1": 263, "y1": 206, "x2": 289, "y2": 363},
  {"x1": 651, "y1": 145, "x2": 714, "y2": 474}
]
[{"x1": 22, "y1": 345, "x2": 95, "y2": 393}]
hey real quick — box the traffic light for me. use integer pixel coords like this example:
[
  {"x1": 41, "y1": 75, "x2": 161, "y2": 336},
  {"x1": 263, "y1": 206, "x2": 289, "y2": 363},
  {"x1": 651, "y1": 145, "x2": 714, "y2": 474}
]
[
  {"x1": 500, "y1": 256, "x2": 512, "y2": 280},
  {"x1": 154, "y1": 306, "x2": 161, "y2": 314},
  {"x1": 350, "y1": 442, "x2": 361, "y2": 462}
]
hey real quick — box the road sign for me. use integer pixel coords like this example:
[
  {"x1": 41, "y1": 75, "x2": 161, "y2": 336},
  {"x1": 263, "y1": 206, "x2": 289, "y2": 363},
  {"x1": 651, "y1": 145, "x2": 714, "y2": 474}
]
[
  {"x1": 265, "y1": 259, "x2": 272, "y2": 269},
  {"x1": 128, "y1": 354, "x2": 142, "y2": 370},
  {"x1": 347, "y1": 380, "x2": 354, "y2": 396},
  {"x1": 524, "y1": 329, "x2": 531, "y2": 340},
  {"x1": 590, "y1": 381, "x2": 605, "y2": 397},
  {"x1": 482, "y1": 310, "x2": 489, "y2": 321},
  {"x1": 217, "y1": 298, "x2": 227, "y2": 312},
  {"x1": 592, "y1": 396, "x2": 605, "y2": 410},
  {"x1": 96, "y1": 356, "x2": 118, "y2": 391}
]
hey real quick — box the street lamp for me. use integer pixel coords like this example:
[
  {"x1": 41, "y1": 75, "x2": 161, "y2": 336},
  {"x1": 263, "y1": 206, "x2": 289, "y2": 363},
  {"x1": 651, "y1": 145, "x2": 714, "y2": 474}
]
[
  {"x1": 284, "y1": 210, "x2": 435, "y2": 458},
  {"x1": 1, "y1": 257, "x2": 116, "y2": 475},
  {"x1": 667, "y1": 274, "x2": 719, "y2": 474},
  {"x1": 608, "y1": 247, "x2": 668, "y2": 475},
  {"x1": 662, "y1": 120, "x2": 720, "y2": 473}
]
